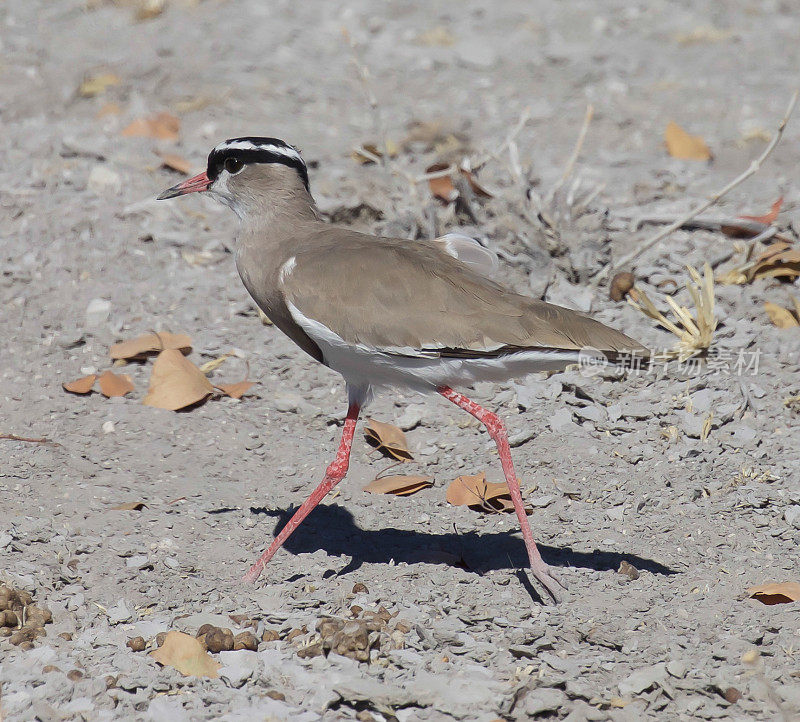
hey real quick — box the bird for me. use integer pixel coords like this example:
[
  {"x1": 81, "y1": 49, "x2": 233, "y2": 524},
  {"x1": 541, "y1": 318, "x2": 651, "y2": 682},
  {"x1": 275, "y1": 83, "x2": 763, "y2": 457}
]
[{"x1": 157, "y1": 136, "x2": 647, "y2": 602}]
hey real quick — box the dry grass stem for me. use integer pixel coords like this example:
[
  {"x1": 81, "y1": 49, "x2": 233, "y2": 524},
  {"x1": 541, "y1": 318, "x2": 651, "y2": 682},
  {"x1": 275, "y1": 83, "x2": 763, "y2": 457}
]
[{"x1": 628, "y1": 263, "x2": 717, "y2": 360}]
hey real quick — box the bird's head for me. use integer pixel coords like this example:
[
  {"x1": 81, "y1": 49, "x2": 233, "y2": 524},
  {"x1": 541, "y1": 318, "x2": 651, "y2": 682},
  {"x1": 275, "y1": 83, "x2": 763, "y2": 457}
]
[{"x1": 157, "y1": 137, "x2": 311, "y2": 220}]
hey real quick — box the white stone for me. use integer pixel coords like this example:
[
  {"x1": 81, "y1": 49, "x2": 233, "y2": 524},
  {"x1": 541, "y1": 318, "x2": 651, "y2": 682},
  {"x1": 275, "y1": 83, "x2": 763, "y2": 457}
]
[
  {"x1": 106, "y1": 599, "x2": 132, "y2": 624},
  {"x1": 88, "y1": 165, "x2": 122, "y2": 195},
  {"x1": 85, "y1": 298, "x2": 111, "y2": 329},
  {"x1": 618, "y1": 662, "x2": 668, "y2": 696},
  {"x1": 784, "y1": 506, "x2": 800, "y2": 529},
  {"x1": 147, "y1": 696, "x2": 190, "y2": 722}
]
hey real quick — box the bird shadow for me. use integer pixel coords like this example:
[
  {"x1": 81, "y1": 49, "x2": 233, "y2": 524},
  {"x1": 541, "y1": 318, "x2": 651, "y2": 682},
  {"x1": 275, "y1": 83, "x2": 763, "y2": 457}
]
[{"x1": 247, "y1": 503, "x2": 678, "y2": 580}]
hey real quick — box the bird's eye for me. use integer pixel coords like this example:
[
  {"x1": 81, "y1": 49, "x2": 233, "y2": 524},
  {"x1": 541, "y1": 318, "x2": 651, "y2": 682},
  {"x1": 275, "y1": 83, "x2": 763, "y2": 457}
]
[{"x1": 224, "y1": 157, "x2": 244, "y2": 174}]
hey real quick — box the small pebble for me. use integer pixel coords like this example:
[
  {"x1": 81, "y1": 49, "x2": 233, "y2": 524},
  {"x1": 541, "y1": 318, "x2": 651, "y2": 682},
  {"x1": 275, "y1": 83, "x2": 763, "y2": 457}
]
[
  {"x1": 233, "y1": 631, "x2": 258, "y2": 651},
  {"x1": 261, "y1": 629, "x2": 280, "y2": 642},
  {"x1": 126, "y1": 636, "x2": 146, "y2": 652}
]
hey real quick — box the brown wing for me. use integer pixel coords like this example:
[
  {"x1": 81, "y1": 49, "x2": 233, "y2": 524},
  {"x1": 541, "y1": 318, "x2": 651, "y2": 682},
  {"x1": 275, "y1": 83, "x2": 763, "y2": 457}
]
[{"x1": 281, "y1": 229, "x2": 647, "y2": 356}]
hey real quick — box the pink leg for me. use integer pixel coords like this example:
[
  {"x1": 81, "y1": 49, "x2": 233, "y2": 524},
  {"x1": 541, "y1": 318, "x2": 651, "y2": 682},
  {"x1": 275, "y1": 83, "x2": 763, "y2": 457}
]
[
  {"x1": 439, "y1": 386, "x2": 564, "y2": 602},
  {"x1": 242, "y1": 402, "x2": 360, "y2": 583}
]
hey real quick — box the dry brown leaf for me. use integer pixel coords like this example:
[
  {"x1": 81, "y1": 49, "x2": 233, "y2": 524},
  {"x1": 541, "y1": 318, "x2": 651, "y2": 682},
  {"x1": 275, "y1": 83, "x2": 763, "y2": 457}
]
[
  {"x1": 111, "y1": 501, "x2": 147, "y2": 511},
  {"x1": 363, "y1": 475, "x2": 432, "y2": 496},
  {"x1": 445, "y1": 471, "x2": 517, "y2": 513},
  {"x1": 63, "y1": 374, "x2": 97, "y2": 395},
  {"x1": 158, "y1": 152, "x2": 192, "y2": 175},
  {"x1": 425, "y1": 163, "x2": 491, "y2": 201},
  {"x1": 98, "y1": 370, "x2": 134, "y2": 398},
  {"x1": 721, "y1": 241, "x2": 800, "y2": 285},
  {"x1": 665, "y1": 121, "x2": 712, "y2": 161},
  {"x1": 446, "y1": 471, "x2": 504, "y2": 505},
  {"x1": 763, "y1": 301, "x2": 799, "y2": 328},
  {"x1": 122, "y1": 112, "x2": 180, "y2": 141},
  {"x1": 747, "y1": 582, "x2": 800, "y2": 605},
  {"x1": 110, "y1": 332, "x2": 192, "y2": 361},
  {"x1": 426, "y1": 162, "x2": 458, "y2": 202},
  {"x1": 79, "y1": 72, "x2": 120, "y2": 97},
  {"x1": 739, "y1": 196, "x2": 784, "y2": 225},
  {"x1": 752, "y1": 243, "x2": 800, "y2": 282},
  {"x1": 142, "y1": 349, "x2": 213, "y2": 411},
  {"x1": 149, "y1": 631, "x2": 220, "y2": 678},
  {"x1": 215, "y1": 381, "x2": 254, "y2": 400},
  {"x1": 364, "y1": 419, "x2": 413, "y2": 461}
]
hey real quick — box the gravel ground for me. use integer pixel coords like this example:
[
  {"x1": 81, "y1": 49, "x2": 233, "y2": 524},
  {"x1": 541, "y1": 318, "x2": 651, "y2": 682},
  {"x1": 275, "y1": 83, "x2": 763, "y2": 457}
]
[{"x1": 2, "y1": 1, "x2": 800, "y2": 720}]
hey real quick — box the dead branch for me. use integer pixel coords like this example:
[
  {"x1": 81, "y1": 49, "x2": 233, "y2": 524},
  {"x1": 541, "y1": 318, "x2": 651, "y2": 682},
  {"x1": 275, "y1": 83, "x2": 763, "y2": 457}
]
[{"x1": 0, "y1": 434, "x2": 61, "y2": 447}]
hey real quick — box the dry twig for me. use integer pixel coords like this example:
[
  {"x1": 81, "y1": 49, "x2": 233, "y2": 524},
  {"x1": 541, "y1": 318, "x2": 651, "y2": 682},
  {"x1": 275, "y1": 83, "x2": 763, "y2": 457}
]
[{"x1": 0, "y1": 434, "x2": 61, "y2": 447}]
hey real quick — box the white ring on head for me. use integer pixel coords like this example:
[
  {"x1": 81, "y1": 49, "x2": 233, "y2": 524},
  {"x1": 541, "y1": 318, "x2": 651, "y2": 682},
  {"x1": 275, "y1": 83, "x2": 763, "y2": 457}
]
[{"x1": 213, "y1": 140, "x2": 303, "y2": 164}]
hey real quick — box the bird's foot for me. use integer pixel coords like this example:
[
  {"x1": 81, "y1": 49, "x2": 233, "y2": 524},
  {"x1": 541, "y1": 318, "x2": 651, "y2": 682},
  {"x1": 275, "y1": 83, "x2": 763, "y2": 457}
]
[{"x1": 530, "y1": 559, "x2": 566, "y2": 604}]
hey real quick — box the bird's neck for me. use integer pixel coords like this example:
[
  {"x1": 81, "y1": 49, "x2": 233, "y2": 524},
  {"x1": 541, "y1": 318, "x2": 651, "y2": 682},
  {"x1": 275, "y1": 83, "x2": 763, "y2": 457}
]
[
  {"x1": 235, "y1": 188, "x2": 321, "y2": 269},
  {"x1": 231, "y1": 185, "x2": 319, "y2": 227}
]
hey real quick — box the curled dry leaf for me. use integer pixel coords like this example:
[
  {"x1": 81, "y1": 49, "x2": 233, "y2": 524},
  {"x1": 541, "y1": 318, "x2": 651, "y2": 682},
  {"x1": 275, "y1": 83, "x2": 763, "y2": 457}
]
[
  {"x1": 110, "y1": 332, "x2": 192, "y2": 361},
  {"x1": 364, "y1": 419, "x2": 413, "y2": 461},
  {"x1": 763, "y1": 300, "x2": 800, "y2": 328},
  {"x1": 718, "y1": 241, "x2": 800, "y2": 285},
  {"x1": 609, "y1": 271, "x2": 636, "y2": 302},
  {"x1": 142, "y1": 349, "x2": 213, "y2": 411},
  {"x1": 97, "y1": 370, "x2": 134, "y2": 398},
  {"x1": 425, "y1": 163, "x2": 492, "y2": 203},
  {"x1": 363, "y1": 475, "x2": 432, "y2": 496},
  {"x1": 665, "y1": 121, "x2": 712, "y2": 161},
  {"x1": 111, "y1": 501, "x2": 147, "y2": 511},
  {"x1": 63, "y1": 374, "x2": 97, "y2": 395},
  {"x1": 747, "y1": 582, "x2": 800, "y2": 605},
  {"x1": 122, "y1": 112, "x2": 180, "y2": 141},
  {"x1": 445, "y1": 471, "x2": 518, "y2": 513},
  {"x1": 739, "y1": 196, "x2": 783, "y2": 225},
  {"x1": 751, "y1": 243, "x2": 800, "y2": 282},
  {"x1": 149, "y1": 631, "x2": 220, "y2": 678},
  {"x1": 157, "y1": 152, "x2": 192, "y2": 175},
  {"x1": 215, "y1": 381, "x2": 254, "y2": 400},
  {"x1": 426, "y1": 163, "x2": 458, "y2": 202}
]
